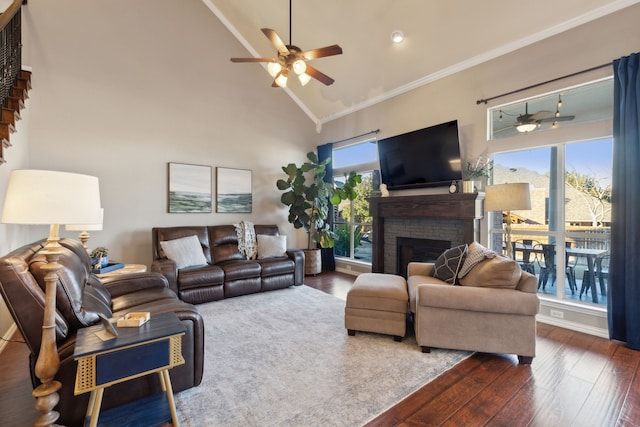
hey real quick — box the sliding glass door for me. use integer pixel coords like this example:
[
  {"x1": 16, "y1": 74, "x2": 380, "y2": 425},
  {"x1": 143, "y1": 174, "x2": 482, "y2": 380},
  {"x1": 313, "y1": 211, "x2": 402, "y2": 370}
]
[{"x1": 491, "y1": 138, "x2": 612, "y2": 307}]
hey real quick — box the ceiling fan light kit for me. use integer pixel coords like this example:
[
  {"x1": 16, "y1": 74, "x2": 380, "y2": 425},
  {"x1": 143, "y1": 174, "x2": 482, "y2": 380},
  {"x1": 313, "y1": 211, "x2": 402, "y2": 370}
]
[
  {"x1": 275, "y1": 69, "x2": 289, "y2": 88},
  {"x1": 516, "y1": 123, "x2": 538, "y2": 133},
  {"x1": 510, "y1": 100, "x2": 575, "y2": 133},
  {"x1": 298, "y1": 73, "x2": 311, "y2": 86},
  {"x1": 267, "y1": 62, "x2": 282, "y2": 77},
  {"x1": 229, "y1": 1, "x2": 342, "y2": 88}
]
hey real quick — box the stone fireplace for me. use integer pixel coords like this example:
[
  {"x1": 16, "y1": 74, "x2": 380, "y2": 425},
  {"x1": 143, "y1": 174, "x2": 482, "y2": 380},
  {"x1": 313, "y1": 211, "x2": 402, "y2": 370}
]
[{"x1": 369, "y1": 193, "x2": 484, "y2": 274}]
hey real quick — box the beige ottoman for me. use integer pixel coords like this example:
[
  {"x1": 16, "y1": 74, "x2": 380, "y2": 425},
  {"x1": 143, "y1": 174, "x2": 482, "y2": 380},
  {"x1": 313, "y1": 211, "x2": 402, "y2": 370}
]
[{"x1": 345, "y1": 273, "x2": 409, "y2": 341}]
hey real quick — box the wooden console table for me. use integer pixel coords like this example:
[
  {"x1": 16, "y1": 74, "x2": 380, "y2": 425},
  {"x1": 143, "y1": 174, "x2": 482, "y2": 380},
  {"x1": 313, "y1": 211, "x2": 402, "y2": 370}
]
[
  {"x1": 369, "y1": 193, "x2": 484, "y2": 273},
  {"x1": 73, "y1": 312, "x2": 185, "y2": 427}
]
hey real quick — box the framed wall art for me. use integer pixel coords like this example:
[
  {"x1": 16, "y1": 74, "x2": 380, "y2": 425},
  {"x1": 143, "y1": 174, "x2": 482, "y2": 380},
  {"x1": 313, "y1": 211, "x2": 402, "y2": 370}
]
[
  {"x1": 216, "y1": 167, "x2": 252, "y2": 213},
  {"x1": 168, "y1": 162, "x2": 212, "y2": 213}
]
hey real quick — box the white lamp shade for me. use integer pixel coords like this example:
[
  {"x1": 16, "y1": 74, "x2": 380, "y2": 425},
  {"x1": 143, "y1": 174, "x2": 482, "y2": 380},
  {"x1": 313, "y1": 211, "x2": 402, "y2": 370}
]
[
  {"x1": 65, "y1": 208, "x2": 104, "y2": 231},
  {"x1": 1, "y1": 170, "x2": 102, "y2": 225},
  {"x1": 485, "y1": 183, "x2": 531, "y2": 212}
]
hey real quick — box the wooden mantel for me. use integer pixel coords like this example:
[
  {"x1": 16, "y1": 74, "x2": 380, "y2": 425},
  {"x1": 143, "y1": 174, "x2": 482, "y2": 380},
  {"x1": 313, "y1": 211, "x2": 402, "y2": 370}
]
[{"x1": 369, "y1": 193, "x2": 485, "y2": 273}]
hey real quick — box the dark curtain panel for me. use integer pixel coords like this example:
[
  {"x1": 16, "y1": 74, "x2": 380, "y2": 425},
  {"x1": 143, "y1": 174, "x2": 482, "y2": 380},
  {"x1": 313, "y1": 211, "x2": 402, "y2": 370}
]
[
  {"x1": 317, "y1": 143, "x2": 335, "y2": 271},
  {"x1": 610, "y1": 52, "x2": 640, "y2": 350}
]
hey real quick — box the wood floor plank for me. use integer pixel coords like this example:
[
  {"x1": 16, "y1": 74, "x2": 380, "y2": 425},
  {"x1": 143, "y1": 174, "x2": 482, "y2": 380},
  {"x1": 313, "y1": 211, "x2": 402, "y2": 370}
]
[
  {"x1": 398, "y1": 354, "x2": 513, "y2": 426},
  {"x1": 572, "y1": 344, "x2": 640, "y2": 427},
  {"x1": 439, "y1": 361, "x2": 533, "y2": 426},
  {"x1": 0, "y1": 332, "x2": 38, "y2": 424},
  {"x1": 617, "y1": 346, "x2": 640, "y2": 425}
]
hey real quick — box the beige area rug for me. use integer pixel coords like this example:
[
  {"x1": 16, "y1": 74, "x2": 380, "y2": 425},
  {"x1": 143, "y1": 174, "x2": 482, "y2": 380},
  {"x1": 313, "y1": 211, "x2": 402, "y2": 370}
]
[{"x1": 175, "y1": 285, "x2": 471, "y2": 427}]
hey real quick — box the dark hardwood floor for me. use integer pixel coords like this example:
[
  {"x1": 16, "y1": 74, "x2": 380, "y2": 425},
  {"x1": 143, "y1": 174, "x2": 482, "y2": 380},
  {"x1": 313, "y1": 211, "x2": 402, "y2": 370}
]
[{"x1": 2, "y1": 271, "x2": 639, "y2": 426}]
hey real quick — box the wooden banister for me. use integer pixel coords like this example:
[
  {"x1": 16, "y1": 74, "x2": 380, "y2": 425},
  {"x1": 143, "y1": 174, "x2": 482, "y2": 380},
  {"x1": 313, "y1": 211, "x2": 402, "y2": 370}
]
[{"x1": 0, "y1": 0, "x2": 22, "y2": 30}]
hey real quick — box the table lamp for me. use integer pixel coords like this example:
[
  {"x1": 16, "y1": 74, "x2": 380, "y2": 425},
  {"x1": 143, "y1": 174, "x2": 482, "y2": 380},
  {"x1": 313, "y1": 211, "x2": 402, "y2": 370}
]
[
  {"x1": 1, "y1": 169, "x2": 101, "y2": 427},
  {"x1": 485, "y1": 183, "x2": 531, "y2": 259},
  {"x1": 65, "y1": 207, "x2": 104, "y2": 253}
]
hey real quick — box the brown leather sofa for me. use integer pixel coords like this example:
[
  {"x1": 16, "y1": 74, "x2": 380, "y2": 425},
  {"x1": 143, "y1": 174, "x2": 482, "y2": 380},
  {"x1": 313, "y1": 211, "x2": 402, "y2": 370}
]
[
  {"x1": 0, "y1": 238, "x2": 204, "y2": 426},
  {"x1": 151, "y1": 224, "x2": 304, "y2": 304}
]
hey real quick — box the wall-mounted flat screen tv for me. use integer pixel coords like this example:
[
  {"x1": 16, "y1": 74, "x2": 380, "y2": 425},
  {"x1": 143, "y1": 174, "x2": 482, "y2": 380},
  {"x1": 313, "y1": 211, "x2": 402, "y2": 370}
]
[{"x1": 377, "y1": 120, "x2": 462, "y2": 190}]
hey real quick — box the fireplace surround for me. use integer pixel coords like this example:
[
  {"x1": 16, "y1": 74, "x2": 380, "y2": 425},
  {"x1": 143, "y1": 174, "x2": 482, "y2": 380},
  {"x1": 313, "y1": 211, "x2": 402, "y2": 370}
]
[
  {"x1": 396, "y1": 237, "x2": 451, "y2": 278},
  {"x1": 369, "y1": 193, "x2": 484, "y2": 274}
]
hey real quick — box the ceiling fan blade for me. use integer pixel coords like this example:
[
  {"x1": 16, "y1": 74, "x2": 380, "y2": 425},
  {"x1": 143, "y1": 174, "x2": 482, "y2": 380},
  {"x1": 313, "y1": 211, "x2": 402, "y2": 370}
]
[
  {"x1": 261, "y1": 28, "x2": 289, "y2": 56},
  {"x1": 230, "y1": 57, "x2": 277, "y2": 63},
  {"x1": 305, "y1": 65, "x2": 335, "y2": 86},
  {"x1": 302, "y1": 45, "x2": 343, "y2": 60},
  {"x1": 530, "y1": 110, "x2": 553, "y2": 120},
  {"x1": 493, "y1": 126, "x2": 515, "y2": 134},
  {"x1": 537, "y1": 115, "x2": 576, "y2": 123}
]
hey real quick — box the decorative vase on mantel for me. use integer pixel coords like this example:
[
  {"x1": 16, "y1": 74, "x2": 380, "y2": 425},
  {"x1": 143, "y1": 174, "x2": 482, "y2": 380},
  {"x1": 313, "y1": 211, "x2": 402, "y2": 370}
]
[
  {"x1": 462, "y1": 180, "x2": 478, "y2": 193},
  {"x1": 463, "y1": 156, "x2": 492, "y2": 193}
]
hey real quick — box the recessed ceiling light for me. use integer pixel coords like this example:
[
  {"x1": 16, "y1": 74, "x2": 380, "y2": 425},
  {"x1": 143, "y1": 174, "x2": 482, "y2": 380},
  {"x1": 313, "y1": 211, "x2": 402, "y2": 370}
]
[{"x1": 391, "y1": 30, "x2": 404, "y2": 44}]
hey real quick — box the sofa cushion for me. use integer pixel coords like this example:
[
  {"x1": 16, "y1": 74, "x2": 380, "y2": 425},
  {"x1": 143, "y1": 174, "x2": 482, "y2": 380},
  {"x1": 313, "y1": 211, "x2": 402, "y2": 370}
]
[
  {"x1": 258, "y1": 257, "x2": 295, "y2": 277},
  {"x1": 458, "y1": 241, "x2": 497, "y2": 278},
  {"x1": 257, "y1": 234, "x2": 287, "y2": 259},
  {"x1": 178, "y1": 264, "x2": 225, "y2": 290},
  {"x1": 217, "y1": 259, "x2": 262, "y2": 281},
  {"x1": 459, "y1": 255, "x2": 522, "y2": 289},
  {"x1": 160, "y1": 235, "x2": 208, "y2": 269},
  {"x1": 433, "y1": 244, "x2": 468, "y2": 284}
]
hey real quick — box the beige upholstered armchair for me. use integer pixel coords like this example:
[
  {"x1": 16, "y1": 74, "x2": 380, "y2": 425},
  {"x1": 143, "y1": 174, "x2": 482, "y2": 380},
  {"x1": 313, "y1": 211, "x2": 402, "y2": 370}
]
[{"x1": 407, "y1": 250, "x2": 540, "y2": 364}]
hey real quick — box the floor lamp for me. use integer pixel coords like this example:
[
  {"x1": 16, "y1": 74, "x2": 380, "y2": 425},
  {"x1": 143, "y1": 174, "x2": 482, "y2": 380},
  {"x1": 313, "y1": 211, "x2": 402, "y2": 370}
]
[
  {"x1": 65, "y1": 207, "x2": 104, "y2": 253},
  {"x1": 1, "y1": 170, "x2": 101, "y2": 427},
  {"x1": 485, "y1": 183, "x2": 531, "y2": 259}
]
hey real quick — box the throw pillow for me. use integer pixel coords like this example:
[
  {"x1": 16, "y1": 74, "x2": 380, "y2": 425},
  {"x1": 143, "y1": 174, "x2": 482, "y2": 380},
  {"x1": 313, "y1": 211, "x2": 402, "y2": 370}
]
[
  {"x1": 458, "y1": 241, "x2": 497, "y2": 278},
  {"x1": 459, "y1": 255, "x2": 522, "y2": 289},
  {"x1": 160, "y1": 235, "x2": 207, "y2": 269},
  {"x1": 432, "y1": 244, "x2": 468, "y2": 285},
  {"x1": 257, "y1": 234, "x2": 287, "y2": 259}
]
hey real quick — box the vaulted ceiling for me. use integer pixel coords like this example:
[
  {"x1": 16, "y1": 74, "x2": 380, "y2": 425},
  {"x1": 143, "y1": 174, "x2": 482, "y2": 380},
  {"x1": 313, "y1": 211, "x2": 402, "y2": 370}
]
[{"x1": 203, "y1": 0, "x2": 638, "y2": 127}]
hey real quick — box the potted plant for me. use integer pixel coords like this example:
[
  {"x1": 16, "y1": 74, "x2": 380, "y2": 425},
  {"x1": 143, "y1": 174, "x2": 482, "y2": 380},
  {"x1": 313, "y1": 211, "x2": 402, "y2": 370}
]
[
  {"x1": 277, "y1": 151, "x2": 361, "y2": 275},
  {"x1": 90, "y1": 246, "x2": 109, "y2": 269},
  {"x1": 463, "y1": 155, "x2": 493, "y2": 193}
]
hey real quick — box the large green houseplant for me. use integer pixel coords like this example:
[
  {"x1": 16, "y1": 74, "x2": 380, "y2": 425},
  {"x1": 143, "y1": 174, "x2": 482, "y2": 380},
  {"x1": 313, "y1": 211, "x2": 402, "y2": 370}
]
[{"x1": 277, "y1": 152, "x2": 361, "y2": 274}]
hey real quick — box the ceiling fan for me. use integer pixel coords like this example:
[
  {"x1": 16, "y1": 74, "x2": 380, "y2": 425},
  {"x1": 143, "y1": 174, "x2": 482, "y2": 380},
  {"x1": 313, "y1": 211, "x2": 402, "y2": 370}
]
[
  {"x1": 230, "y1": 1, "x2": 342, "y2": 88},
  {"x1": 512, "y1": 101, "x2": 575, "y2": 133}
]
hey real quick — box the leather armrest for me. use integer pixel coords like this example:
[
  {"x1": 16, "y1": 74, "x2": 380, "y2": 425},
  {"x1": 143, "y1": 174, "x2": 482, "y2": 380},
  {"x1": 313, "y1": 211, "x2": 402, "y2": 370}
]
[
  {"x1": 286, "y1": 249, "x2": 304, "y2": 286},
  {"x1": 151, "y1": 259, "x2": 178, "y2": 294},
  {"x1": 101, "y1": 272, "x2": 169, "y2": 298}
]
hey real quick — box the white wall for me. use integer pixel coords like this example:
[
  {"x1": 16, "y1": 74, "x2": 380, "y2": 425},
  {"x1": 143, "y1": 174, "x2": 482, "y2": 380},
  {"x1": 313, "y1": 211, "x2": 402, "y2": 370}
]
[
  {"x1": 20, "y1": 0, "x2": 319, "y2": 261},
  {"x1": 0, "y1": 105, "x2": 31, "y2": 343}
]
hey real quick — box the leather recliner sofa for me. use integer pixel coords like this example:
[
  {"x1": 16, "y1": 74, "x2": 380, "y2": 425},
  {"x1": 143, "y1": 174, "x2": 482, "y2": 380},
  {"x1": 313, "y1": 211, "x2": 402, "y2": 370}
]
[
  {"x1": 151, "y1": 224, "x2": 304, "y2": 304},
  {"x1": 0, "y1": 238, "x2": 204, "y2": 426}
]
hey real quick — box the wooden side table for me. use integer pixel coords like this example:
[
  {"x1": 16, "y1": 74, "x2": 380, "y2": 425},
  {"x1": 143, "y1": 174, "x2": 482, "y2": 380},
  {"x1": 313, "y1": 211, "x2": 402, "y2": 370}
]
[
  {"x1": 95, "y1": 263, "x2": 147, "y2": 278},
  {"x1": 73, "y1": 312, "x2": 185, "y2": 427}
]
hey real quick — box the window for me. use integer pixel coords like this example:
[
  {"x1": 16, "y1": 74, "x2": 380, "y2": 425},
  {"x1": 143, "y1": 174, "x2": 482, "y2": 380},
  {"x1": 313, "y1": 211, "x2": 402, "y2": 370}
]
[
  {"x1": 332, "y1": 140, "x2": 378, "y2": 263},
  {"x1": 488, "y1": 79, "x2": 613, "y2": 309}
]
